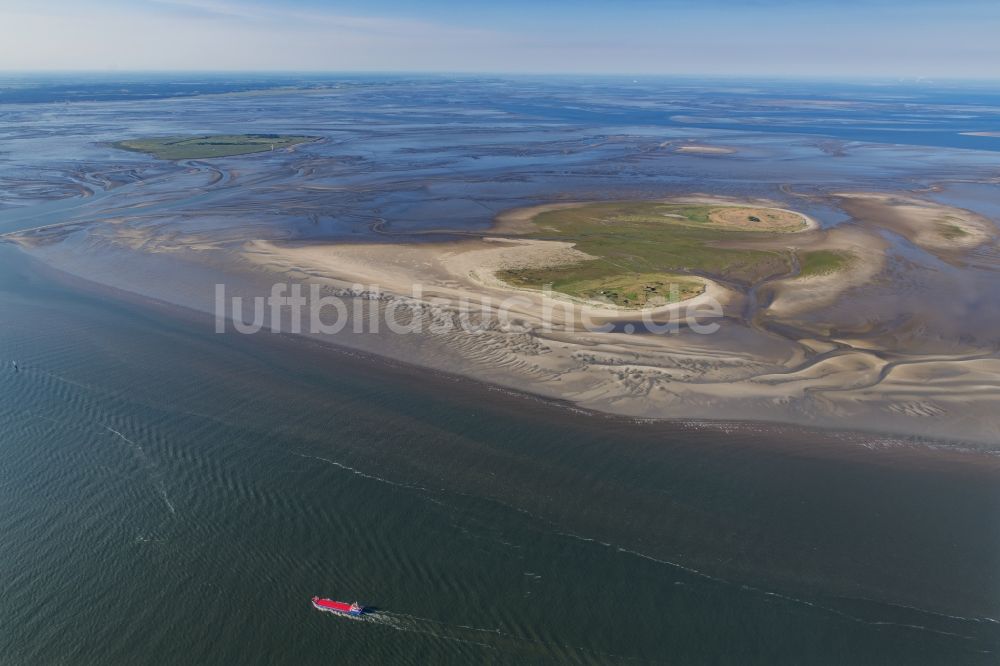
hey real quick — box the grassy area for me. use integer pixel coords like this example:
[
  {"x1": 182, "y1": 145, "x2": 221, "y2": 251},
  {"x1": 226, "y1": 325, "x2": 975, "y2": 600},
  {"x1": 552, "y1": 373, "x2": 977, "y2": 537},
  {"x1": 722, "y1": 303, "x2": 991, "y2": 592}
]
[
  {"x1": 112, "y1": 134, "x2": 317, "y2": 159},
  {"x1": 497, "y1": 201, "x2": 810, "y2": 307},
  {"x1": 502, "y1": 270, "x2": 705, "y2": 308},
  {"x1": 798, "y1": 250, "x2": 854, "y2": 277},
  {"x1": 936, "y1": 218, "x2": 970, "y2": 241}
]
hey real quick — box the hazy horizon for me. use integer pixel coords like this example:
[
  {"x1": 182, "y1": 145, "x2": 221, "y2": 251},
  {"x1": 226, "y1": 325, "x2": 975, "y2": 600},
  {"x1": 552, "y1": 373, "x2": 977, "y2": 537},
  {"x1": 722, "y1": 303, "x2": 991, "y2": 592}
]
[
  {"x1": 2, "y1": 71, "x2": 999, "y2": 84},
  {"x1": 3, "y1": 0, "x2": 999, "y2": 78}
]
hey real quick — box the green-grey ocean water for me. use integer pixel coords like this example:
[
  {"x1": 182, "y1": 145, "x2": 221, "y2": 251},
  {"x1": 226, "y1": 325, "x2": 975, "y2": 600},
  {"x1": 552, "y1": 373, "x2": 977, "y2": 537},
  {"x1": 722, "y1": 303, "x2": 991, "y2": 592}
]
[{"x1": 1, "y1": 245, "x2": 999, "y2": 664}]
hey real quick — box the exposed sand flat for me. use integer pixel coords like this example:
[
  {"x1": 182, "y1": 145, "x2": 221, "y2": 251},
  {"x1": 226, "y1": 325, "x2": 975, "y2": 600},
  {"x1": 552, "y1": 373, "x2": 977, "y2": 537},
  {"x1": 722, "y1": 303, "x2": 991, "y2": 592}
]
[
  {"x1": 749, "y1": 352, "x2": 888, "y2": 394},
  {"x1": 231, "y1": 194, "x2": 1000, "y2": 442},
  {"x1": 833, "y1": 358, "x2": 1000, "y2": 438},
  {"x1": 674, "y1": 144, "x2": 738, "y2": 155},
  {"x1": 245, "y1": 237, "x2": 733, "y2": 325},
  {"x1": 767, "y1": 225, "x2": 888, "y2": 315},
  {"x1": 834, "y1": 192, "x2": 996, "y2": 254}
]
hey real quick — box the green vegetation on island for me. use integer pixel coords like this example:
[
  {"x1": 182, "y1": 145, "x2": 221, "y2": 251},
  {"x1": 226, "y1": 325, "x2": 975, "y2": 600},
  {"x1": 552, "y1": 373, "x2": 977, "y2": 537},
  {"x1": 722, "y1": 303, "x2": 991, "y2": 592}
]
[
  {"x1": 798, "y1": 250, "x2": 854, "y2": 277},
  {"x1": 935, "y1": 218, "x2": 970, "y2": 241},
  {"x1": 498, "y1": 201, "x2": 826, "y2": 307},
  {"x1": 112, "y1": 134, "x2": 317, "y2": 160}
]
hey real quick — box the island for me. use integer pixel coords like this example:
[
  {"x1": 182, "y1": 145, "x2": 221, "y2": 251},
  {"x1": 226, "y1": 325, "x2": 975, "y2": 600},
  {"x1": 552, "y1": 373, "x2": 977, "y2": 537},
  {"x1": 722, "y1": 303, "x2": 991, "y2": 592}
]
[
  {"x1": 112, "y1": 134, "x2": 318, "y2": 160},
  {"x1": 494, "y1": 201, "x2": 843, "y2": 307},
  {"x1": 12, "y1": 189, "x2": 995, "y2": 441}
]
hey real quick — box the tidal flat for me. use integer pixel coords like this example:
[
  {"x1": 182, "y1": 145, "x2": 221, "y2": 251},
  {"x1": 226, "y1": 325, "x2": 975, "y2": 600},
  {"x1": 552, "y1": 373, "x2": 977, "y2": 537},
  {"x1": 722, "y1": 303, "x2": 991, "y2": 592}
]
[{"x1": 5, "y1": 76, "x2": 999, "y2": 441}]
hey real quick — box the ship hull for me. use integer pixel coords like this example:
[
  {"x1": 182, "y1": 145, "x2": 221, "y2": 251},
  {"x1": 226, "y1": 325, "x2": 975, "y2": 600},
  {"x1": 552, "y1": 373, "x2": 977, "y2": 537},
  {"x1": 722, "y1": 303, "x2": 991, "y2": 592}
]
[{"x1": 312, "y1": 598, "x2": 364, "y2": 616}]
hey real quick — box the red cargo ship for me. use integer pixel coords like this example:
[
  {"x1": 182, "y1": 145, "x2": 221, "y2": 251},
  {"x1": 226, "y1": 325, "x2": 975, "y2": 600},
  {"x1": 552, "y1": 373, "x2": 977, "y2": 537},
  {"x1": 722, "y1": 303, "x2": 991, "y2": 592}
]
[{"x1": 311, "y1": 596, "x2": 365, "y2": 616}]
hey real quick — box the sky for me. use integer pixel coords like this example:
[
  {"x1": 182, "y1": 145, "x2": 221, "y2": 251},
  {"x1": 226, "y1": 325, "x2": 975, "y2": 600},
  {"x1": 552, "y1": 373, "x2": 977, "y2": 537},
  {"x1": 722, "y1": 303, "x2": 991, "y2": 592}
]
[{"x1": 2, "y1": 0, "x2": 999, "y2": 78}]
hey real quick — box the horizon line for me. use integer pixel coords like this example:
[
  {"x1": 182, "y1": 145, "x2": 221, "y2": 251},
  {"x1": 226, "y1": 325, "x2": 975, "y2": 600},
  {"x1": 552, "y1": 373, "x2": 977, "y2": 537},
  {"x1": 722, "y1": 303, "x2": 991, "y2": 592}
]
[{"x1": 2, "y1": 70, "x2": 1000, "y2": 84}]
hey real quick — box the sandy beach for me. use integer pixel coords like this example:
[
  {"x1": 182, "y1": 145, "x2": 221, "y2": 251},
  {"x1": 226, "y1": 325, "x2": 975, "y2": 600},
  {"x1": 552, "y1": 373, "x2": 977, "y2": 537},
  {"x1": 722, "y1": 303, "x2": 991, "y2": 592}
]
[
  {"x1": 659, "y1": 141, "x2": 739, "y2": 155},
  {"x1": 675, "y1": 145, "x2": 738, "y2": 155}
]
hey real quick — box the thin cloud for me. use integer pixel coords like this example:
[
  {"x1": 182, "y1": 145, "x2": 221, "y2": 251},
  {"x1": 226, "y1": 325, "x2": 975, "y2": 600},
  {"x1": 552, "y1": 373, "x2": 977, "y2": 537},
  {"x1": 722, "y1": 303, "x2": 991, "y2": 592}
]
[
  {"x1": 148, "y1": 0, "x2": 495, "y2": 38},
  {"x1": 1, "y1": 0, "x2": 998, "y2": 76}
]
